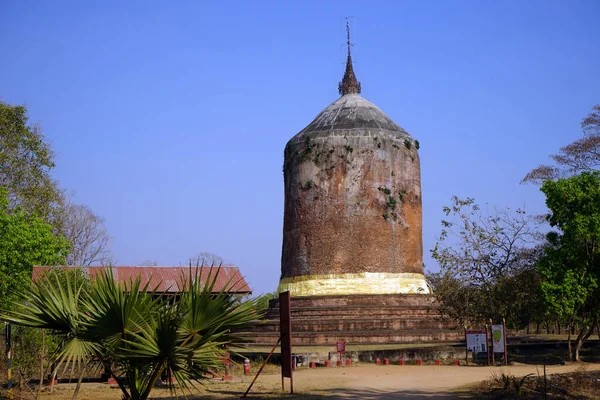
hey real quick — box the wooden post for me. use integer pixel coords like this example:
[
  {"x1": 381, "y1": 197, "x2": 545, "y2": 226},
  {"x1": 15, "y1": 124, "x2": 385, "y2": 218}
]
[
  {"x1": 503, "y1": 318, "x2": 508, "y2": 366},
  {"x1": 485, "y1": 324, "x2": 490, "y2": 366},
  {"x1": 464, "y1": 326, "x2": 468, "y2": 366},
  {"x1": 490, "y1": 319, "x2": 495, "y2": 365},
  {"x1": 279, "y1": 291, "x2": 293, "y2": 394}
]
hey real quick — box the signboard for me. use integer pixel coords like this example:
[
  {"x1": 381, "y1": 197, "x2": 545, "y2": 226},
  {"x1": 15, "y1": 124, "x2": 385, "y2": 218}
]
[
  {"x1": 336, "y1": 341, "x2": 346, "y2": 353},
  {"x1": 492, "y1": 324, "x2": 505, "y2": 353},
  {"x1": 466, "y1": 329, "x2": 487, "y2": 353},
  {"x1": 279, "y1": 291, "x2": 293, "y2": 379}
]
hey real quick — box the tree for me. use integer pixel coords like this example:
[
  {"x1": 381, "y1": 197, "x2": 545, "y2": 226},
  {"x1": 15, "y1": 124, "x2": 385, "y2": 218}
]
[
  {"x1": 538, "y1": 171, "x2": 600, "y2": 361},
  {"x1": 139, "y1": 260, "x2": 159, "y2": 266},
  {"x1": 0, "y1": 102, "x2": 64, "y2": 222},
  {"x1": 59, "y1": 202, "x2": 112, "y2": 266},
  {"x1": 0, "y1": 187, "x2": 69, "y2": 309},
  {"x1": 188, "y1": 252, "x2": 224, "y2": 266},
  {"x1": 1, "y1": 267, "x2": 262, "y2": 400},
  {"x1": 430, "y1": 196, "x2": 543, "y2": 328},
  {"x1": 523, "y1": 105, "x2": 600, "y2": 184}
]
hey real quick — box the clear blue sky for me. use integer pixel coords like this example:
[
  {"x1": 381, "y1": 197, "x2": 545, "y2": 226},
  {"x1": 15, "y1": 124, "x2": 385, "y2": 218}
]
[{"x1": 2, "y1": 1, "x2": 599, "y2": 295}]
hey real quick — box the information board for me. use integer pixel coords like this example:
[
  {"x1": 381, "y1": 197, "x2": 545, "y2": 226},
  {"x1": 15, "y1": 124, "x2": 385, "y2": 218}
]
[
  {"x1": 492, "y1": 324, "x2": 505, "y2": 353},
  {"x1": 466, "y1": 329, "x2": 487, "y2": 353}
]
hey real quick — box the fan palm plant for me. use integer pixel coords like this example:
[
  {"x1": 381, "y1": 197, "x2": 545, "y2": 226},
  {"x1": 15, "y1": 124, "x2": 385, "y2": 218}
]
[{"x1": 1, "y1": 267, "x2": 262, "y2": 400}]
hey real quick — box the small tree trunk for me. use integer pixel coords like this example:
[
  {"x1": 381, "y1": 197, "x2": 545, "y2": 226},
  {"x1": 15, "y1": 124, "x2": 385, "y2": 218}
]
[
  {"x1": 567, "y1": 314, "x2": 575, "y2": 361},
  {"x1": 575, "y1": 317, "x2": 598, "y2": 362},
  {"x1": 536, "y1": 322, "x2": 540, "y2": 334},
  {"x1": 37, "y1": 330, "x2": 45, "y2": 399},
  {"x1": 50, "y1": 366, "x2": 58, "y2": 393},
  {"x1": 139, "y1": 365, "x2": 166, "y2": 400},
  {"x1": 573, "y1": 324, "x2": 586, "y2": 362},
  {"x1": 567, "y1": 326, "x2": 572, "y2": 361},
  {"x1": 71, "y1": 365, "x2": 85, "y2": 400}
]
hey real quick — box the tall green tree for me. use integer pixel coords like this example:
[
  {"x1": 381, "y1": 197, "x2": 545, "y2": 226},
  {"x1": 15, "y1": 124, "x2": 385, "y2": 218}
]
[
  {"x1": 0, "y1": 187, "x2": 69, "y2": 309},
  {"x1": 539, "y1": 171, "x2": 600, "y2": 361},
  {"x1": 1, "y1": 267, "x2": 262, "y2": 400},
  {"x1": 0, "y1": 102, "x2": 63, "y2": 222}
]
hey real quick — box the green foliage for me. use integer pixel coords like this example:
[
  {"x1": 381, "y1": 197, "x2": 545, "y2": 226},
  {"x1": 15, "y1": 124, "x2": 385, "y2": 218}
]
[
  {"x1": 1, "y1": 267, "x2": 263, "y2": 400},
  {"x1": 253, "y1": 291, "x2": 277, "y2": 312},
  {"x1": 414, "y1": 140, "x2": 420, "y2": 150},
  {"x1": 377, "y1": 186, "x2": 391, "y2": 195},
  {"x1": 538, "y1": 172, "x2": 600, "y2": 360},
  {"x1": 398, "y1": 189, "x2": 408, "y2": 201},
  {"x1": 298, "y1": 137, "x2": 314, "y2": 162},
  {"x1": 0, "y1": 188, "x2": 70, "y2": 310},
  {"x1": 301, "y1": 180, "x2": 315, "y2": 190},
  {"x1": 386, "y1": 196, "x2": 397, "y2": 210},
  {"x1": 378, "y1": 187, "x2": 400, "y2": 221},
  {"x1": 0, "y1": 102, "x2": 63, "y2": 222},
  {"x1": 404, "y1": 139, "x2": 412, "y2": 149},
  {"x1": 373, "y1": 136, "x2": 381, "y2": 148}
]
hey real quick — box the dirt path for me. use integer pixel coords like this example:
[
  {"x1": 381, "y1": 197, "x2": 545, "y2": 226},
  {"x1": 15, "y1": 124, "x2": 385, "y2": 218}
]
[
  {"x1": 38, "y1": 363, "x2": 600, "y2": 399},
  {"x1": 272, "y1": 363, "x2": 600, "y2": 399}
]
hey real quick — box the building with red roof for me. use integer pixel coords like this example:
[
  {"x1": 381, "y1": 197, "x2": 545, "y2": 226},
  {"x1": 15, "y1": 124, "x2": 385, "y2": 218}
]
[{"x1": 32, "y1": 266, "x2": 251, "y2": 295}]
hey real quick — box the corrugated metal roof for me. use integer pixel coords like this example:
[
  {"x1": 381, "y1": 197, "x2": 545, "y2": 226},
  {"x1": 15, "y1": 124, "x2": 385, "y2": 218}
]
[{"x1": 32, "y1": 266, "x2": 251, "y2": 294}]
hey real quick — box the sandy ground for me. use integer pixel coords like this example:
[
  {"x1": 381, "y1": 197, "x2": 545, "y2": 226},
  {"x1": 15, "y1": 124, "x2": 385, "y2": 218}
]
[
  {"x1": 32, "y1": 362, "x2": 600, "y2": 399},
  {"x1": 286, "y1": 363, "x2": 600, "y2": 399}
]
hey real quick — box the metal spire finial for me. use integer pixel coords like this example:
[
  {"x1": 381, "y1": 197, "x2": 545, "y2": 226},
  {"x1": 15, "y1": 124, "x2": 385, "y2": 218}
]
[{"x1": 338, "y1": 19, "x2": 361, "y2": 96}]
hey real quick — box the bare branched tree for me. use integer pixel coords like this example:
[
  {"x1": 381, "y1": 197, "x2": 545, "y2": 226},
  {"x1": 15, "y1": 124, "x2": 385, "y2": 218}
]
[
  {"x1": 139, "y1": 260, "x2": 159, "y2": 266},
  {"x1": 188, "y1": 252, "x2": 224, "y2": 267},
  {"x1": 429, "y1": 196, "x2": 544, "y2": 327},
  {"x1": 61, "y1": 203, "x2": 112, "y2": 266},
  {"x1": 523, "y1": 105, "x2": 600, "y2": 184}
]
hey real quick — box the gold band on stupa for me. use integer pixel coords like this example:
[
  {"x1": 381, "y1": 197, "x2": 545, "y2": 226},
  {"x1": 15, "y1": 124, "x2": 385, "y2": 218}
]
[{"x1": 277, "y1": 272, "x2": 430, "y2": 296}]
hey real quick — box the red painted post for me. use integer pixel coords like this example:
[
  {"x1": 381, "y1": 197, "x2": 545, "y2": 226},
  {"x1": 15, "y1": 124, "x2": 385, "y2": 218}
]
[
  {"x1": 324, "y1": 360, "x2": 331, "y2": 368},
  {"x1": 376, "y1": 357, "x2": 381, "y2": 365},
  {"x1": 244, "y1": 359, "x2": 251, "y2": 375},
  {"x1": 310, "y1": 361, "x2": 316, "y2": 368},
  {"x1": 223, "y1": 353, "x2": 232, "y2": 380},
  {"x1": 336, "y1": 360, "x2": 343, "y2": 367},
  {"x1": 384, "y1": 358, "x2": 390, "y2": 365},
  {"x1": 345, "y1": 358, "x2": 352, "y2": 366},
  {"x1": 416, "y1": 358, "x2": 422, "y2": 366},
  {"x1": 398, "y1": 359, "x2": 405, "y2": 366},
  {"x1": 453, "y1": 359, "x2": 459, "y2": 366}
]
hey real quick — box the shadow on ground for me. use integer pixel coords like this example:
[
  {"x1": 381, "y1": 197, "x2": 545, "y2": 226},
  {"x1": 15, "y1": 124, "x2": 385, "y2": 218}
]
[{"x1": 148, "y1": 387, "x2": 478, "y2": 399}]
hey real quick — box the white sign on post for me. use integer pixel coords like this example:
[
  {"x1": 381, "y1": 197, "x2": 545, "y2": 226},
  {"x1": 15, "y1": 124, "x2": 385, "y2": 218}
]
[
  {"x1": 492, "y1": 324, "x2": 505, "y2": 353},
  {"x1": 466, "y1": 329, "x2": 487, "y2": 353}
]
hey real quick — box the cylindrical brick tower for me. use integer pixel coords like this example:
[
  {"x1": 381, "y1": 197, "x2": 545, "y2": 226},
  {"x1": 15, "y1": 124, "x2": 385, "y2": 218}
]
[{"x1": 278, "y1": 40, "x2": 428, "y2": 297}]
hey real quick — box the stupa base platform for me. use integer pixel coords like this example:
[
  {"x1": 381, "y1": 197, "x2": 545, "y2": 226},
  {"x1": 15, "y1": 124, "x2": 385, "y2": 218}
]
[{"x1": 244, "y1": 294, "x2": 462, "y2": 345}]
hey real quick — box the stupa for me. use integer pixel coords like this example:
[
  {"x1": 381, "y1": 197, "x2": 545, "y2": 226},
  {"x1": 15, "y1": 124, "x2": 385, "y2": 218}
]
[{"x1": 252, "y1": 25, "x2": 459, "y2": 345}]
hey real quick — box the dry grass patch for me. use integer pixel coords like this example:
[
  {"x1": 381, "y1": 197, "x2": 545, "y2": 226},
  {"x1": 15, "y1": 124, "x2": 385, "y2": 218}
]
[{"x1": 467, "y1": 365, "x2": 600, "y2": 399}]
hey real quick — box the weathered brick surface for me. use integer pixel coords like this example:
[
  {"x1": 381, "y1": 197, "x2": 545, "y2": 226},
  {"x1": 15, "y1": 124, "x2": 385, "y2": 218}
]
[
  {"x1": 246, "y1": 294, "x2": 461, "y2": 345},
  {"x1": 282, "y1": 94, "x2": 424, "y2": 280}
]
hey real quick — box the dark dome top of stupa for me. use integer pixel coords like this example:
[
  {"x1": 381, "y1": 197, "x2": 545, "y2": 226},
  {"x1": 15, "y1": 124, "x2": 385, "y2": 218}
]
[
  {"x1": 289, "y1": 22, "x2": 412, "y2": 146},
  {"x1": 296, "y1": 94, "x2": 409, "y2": 136}
]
